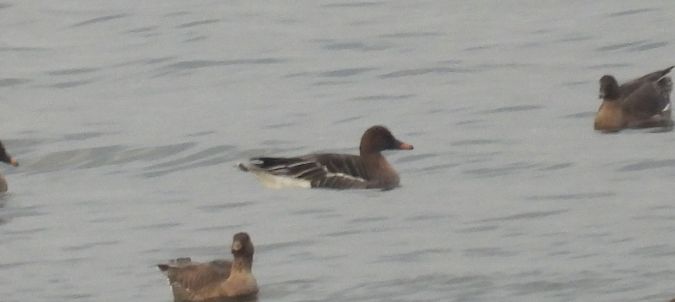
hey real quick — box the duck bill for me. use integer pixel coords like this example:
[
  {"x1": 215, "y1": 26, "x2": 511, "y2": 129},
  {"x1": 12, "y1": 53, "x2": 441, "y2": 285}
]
[
  {"x1": 396, "y1": 141, "x2": 414, "y2": 150},
  {"x1": 10, "y1": 158, "x2": 18, "y2": 167},
  {"x1": 232, "y1": 241, "x2": 242, "y2": 251}
]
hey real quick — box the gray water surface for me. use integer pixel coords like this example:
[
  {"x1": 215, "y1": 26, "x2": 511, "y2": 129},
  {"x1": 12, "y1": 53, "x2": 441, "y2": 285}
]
[{"x1": 1, "y1": 1, "x2": 675, "y2": 302}]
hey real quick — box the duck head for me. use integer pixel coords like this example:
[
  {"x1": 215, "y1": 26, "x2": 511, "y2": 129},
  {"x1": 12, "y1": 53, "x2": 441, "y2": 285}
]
[
  {"x1": 599, "y1": 75, "x2": 620, "y2": 100},
  {"x1": 0, "y1": 141, "x2": 18, "y2": 167},
  {"x1": 359, "y1": 125, "x2": 413, "y2": 155},
  {"x1": 231, "y1": 232, "x2": 254, "y2": 258}
]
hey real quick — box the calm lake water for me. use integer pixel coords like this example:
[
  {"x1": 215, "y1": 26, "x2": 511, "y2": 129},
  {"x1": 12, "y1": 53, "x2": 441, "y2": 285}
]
[{"x1": 1, "y1": 1, "x2": 675, "y2": 301}]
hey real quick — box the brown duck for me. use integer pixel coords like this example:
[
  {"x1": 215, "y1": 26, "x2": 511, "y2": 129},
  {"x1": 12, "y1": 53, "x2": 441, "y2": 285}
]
[
  {"x1": 0, "y1": 141, "x2": 19, "y2": 192},
  {"x1": 158, "y1": 232, "x2": 258, "y2": 302},
  {"x1": 238, "y1": 125, "x2": 414, "y2": 190},
  {"x1": 594, "y1": 66, "x2": 673, "y2": 132}
]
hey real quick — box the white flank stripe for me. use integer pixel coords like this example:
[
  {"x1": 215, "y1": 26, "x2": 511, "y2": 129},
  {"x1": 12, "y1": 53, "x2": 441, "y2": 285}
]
[
  {"x1": 662, "y1": 102, "x2": 671, "y2": 112},
  {"x1": 267, "y1": 160, "x2": 315, "y2": 171},
  {"x1": 324, "y1": 170, "x2": 367, "y2": 183},
  {"x1": 251, "y1": 171, "x2": 311, "y2": 189},
  {"x1": 285, "y1": 161, "x2": 315, "y2": 168}
]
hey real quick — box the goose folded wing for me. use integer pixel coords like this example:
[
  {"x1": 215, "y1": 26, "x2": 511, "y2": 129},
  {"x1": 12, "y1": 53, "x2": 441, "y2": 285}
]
[
  {"x1": 309, "y1": 154, "x2": 370, "y2": 189},
  {"x1": 620, "y1": 66, "x2": 674, "y2": 96},
  {"x1": 159, "y1": 259, "x2": 232, "y2": 292},
  {"x1": 251, "y1": 154, "x2": 370, "y2": 189},
  {"x1": 622, "y1": 82, "x2": 670, "y2": 120}
]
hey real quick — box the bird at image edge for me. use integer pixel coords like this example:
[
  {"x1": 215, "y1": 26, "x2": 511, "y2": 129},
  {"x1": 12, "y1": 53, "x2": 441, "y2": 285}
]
[
  {"x1": 0, "y1": 140, "x2": 19, "y2": 192},
  {"x1": 594, "y1": 66, "x2": 673, "y2": 132},
  {"x1": 157, "y1": 232, "x2": 258, "y2": 302}
]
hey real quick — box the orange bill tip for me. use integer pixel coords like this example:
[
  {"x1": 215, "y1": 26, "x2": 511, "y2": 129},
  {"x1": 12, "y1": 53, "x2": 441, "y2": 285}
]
[{"x1": 398, "y1": 142, "x2": 414, "y2": 150}]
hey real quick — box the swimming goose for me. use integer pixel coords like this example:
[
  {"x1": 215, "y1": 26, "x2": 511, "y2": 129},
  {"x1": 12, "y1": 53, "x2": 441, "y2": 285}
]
[
  {"x1": 594, "y1": 66, "x2": 673, "y2": 132},
  {"x1": 158, "y1": 232, "x2": 258, "y2": 302},
  {"x1": 239, "y1": 125, "x2": 413, "y2": 190},
  {"x1": 0, "y1": 141, "x2": 19, "y2": 192}
]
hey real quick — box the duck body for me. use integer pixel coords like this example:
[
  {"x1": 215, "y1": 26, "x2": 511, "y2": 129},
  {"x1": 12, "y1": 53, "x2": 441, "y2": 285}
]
[
  {"x1": 239, "y1": 125, "x2": 413, "y2": 190},
  {"x1": 594, "y1": 100, "x2": 625, "y2": 132},
  {"x1": 0, "y1": 141, "x2": 19, "y2": 192},
  {"x1": 594, "y1": 66, "x2": 673, "y2": 132},
  {"x1": 243, "y1": 152, "x2": 398, "y2": 190},
  {"x1": 158, "y1": 233, "x2": 258, "y2": 302},
  {"x1": 0, "y1": 174, "x2": 7, "y2": 193}
]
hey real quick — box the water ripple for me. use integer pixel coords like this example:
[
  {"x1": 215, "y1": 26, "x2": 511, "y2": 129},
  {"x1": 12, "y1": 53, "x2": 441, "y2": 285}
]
[
  {"x1": 0, "y1": 204, "x2": 45, "y2": 226},
  {"x1": 379, "y1": 31, "x2": 443, "y2": 38},
  {"x1": 456, "y1": 225, "x2": 499, "y2": 233},
  {"x1": 526, "y1": 192, "x2": 614, "y2": 201},
  {"x1": 404, "y1": 213, "x2": 447, "y2": 222},
  {"x1": 0, "y1": 46, "x2": 48, "y2": 52},
  {"x1": 538, "y1": 163, "x2": 573, "y2": 171},
  {"x1": 290, "y1": 207, "x2": 334, "y2": 216},
  {"x1": 162, "y1": 58, "x2": 286, "y2": 71},
  {"x1": 335, "y1": 273, "x2": 494, "y2": 301},
  {"x1": 349, "y1": 94, "x2": 415, "y2": 102},
  {"x1": 311, "y1": 80, "x2": 352, "y2": 86},
  {"x1": 258, "y1": 239, "x2": 316, "y2": 252},
  {"x1": 133, "y1": 222, "x2": 181, "y2": 230},
  {"x1": 556, "y1": 34, "x2": 594, "y2": 43},
  {"x1": 619, "y1": 159, "x2": 675, "y2": 172},
  {"x1": 608, "y1": 8, "x2": 656, "y2": 17},
  {"x1": 587, "y1": 63, "x2": 632, "y2": 70},
  {"x1": 29, "y1": 142, "x2": 197, "y2": 172},
  {"x1": 477, "y1": 209, "x2": 569, "y2": 223},
  {"x1": 112, "y1": 56, "x2": 174, "y2": 68},
  {"x1": 62, "y1": 132, "x2": 106, "y2": 141},
  {"x1": 176, "y1": 19, "x2": 220, "y2": 28},
  {"x1": 71, "y1": 14, "x2": 128, "y2": 27},
  {"x1": 0, "y1": 78, "x2": 29, "y2": 87},
  {"x1": 318, "y1": 67, "x2": 375, "y2": 78},
  {"x1": 47, "y1": 68, "x2": 99, "y2": 76},
  {"x1": 49, "y1": 80, "x2": 93, "y2": 89},
  {"x1": 463, "y1": 162, "x2": 539, "y2": 177},
  {"x1": 62, "y1": 240, "x2": 118, "y2": 252},
  {"x1": 629, "y1": 244, "x2": 675, "y2": 257},
  {"x1": 463, "y1": 247, "x2": 516, "y2": 257},
  {"x1": 332, "y1": 116, "x2": 363, "y2": 125},
  {"x1": 595, "y1": 40, "x2": 649, "y2": 52},
  {"x1": 198, "y1": 201, "x2": 257, "y2": 211},
  {"x1": 379, "y1": 67, "x2": 473, "y2": 79},
  {"x1": 629, "y1": 41, "x2": 667, "y2": 52},
  {"x1": 377, "y1": 248, "x2": 452, "y2": 263},
  {"x1": 321, "y1": 2, "x2": 384, "y2": 8},
  {"x1": 451, "y1": 139, "x2": 502, "y2": 146},
  {"x1": 0, "y1": 260, "x2": 33, "y2": 269},
  {"x1": 464, "y1": 44, "x2": 498, "y2": 51},
  {"x1": 126, "y1": 26, "x2": 156, "y2": 33},
  {"x1": 564, "y1": 111, "x2": 596, "y2": 119},
  {"x1": 479, "y1": 105, "x2": 542, "y2": 114},
  {"x1": 396, "y1": 153, "x2": 437, "y2": 164},
  {"x1": 321, "y1": 41, "x2": 388, "y2": 51},
  {"x1": 139, "y1": 144, "x2": 239, "y2": 177}
]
